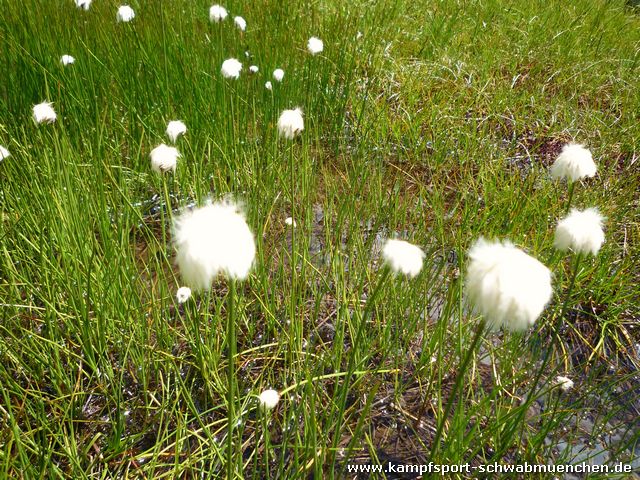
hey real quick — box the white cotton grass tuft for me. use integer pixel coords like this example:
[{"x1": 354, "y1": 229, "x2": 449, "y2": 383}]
[
  {"x1": 465, "y1": 238, "x2": 553, "y2": 332},
  {"x1": 150, "y1": 144, "x2": 180, "y2": 173},
  {"x1": 0, "y1": 146, "x2": 10, "y2": 161},
  {"x1": 33, "y1": 102, "x2": 57, "y2": 124},
  {"x1": 234, "y1": 16, "x2": 246, "y2": 31},
  {"x1": 258, "y1": 389, "x2": 280, "y2": 410},
  {"x1": 60, "y1": 55, "x2": 75, "y2": 66},
  {"x1": 173, "y1": 200, "x2": 256, "y2": 290},
  {"x1": 116, "y1": 5, "x2": 135, "y2": 22},
  {"x1": 273, "y1": 68, "x2": 284, "y2": 82},
  {"x1": 75, "y1": 0, "x2": 91, "y2": 10},
  {"x1": 555, "y1": 375, "x2": 574, "y2": 392},
  {"x1": 249, "y1": 65, "x2": 259, "y2": 73},
  {"x1": 265, "y1": 81, "x2": 273, "y2": 90},
  {"x1": 307, "y1": 36, "x2": 324, "y2": 55},
  {"x1": 550, "y1": 143, "x2": 597, "y2": 182},
  {"x1": 284, "y1": 217, "x2": 296, "y2": 227},
  {"x1": 176, "y1": 286, "x2": 192, "y2": 304},
  {"x1": 382, "y1": 239, "x2": 425, "y2": 278},
  {"x1": 277, "y1": 108, "x2": 304, "y2": 140},
  {"x1": 166, "y1": 120, "x2": 187, "y2": 143},
  {"x1": 221, "y1": 58, "x2": 242, "y2": 79},
  {"x1": 209, "y1": 4, "x2": 228, "y2": 22},
  {"x1": 554, "y1": 208, "x2": 605, "y2": 256}
]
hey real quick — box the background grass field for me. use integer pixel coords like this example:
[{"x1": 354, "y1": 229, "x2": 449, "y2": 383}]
[{"x1": 0, "y1": 0, "x2": 639, "y2": 478}]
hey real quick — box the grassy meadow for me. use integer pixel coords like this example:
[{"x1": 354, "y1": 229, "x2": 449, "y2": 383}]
[{"x1": 0, "y1": 0, "x2": 639, "y2": 477}]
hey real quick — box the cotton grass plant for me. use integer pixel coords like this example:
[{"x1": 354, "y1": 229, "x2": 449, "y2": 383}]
[
  {"x1": 32, "y1": 102, "x2": 56, "y2": 124},
  {"x1": 75, "y1": 0, "x2": 91, "y2": 10},
  {"x1": 60, "y1": 55, "x2": 75, "y2": 66},
  {"x1": 173, "y1": 199, "x2": 256, "y2": 478},
  {"x1": 166, "y1": 120, "x2": 187, "y2": 143},
  {"x1": 551, "y1": 143, "x2": 597, "y2": 212},
  {"x1": 209, "y1": 4, "x2": 228, "y2": 23},
  {"x1": 149, "y1": 143, "x2": 180, "y2": 174},
  {"x1": 272, "y1": 68, "x2": 284, "y2": 82},
  {"x1": 116, "y1": 5, "x2": 135, "y2": 23}
]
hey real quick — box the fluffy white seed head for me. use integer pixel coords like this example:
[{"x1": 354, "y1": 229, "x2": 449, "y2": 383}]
[
  {"x1": 33, "y1": 102, "x2": 57, "y2": 124},
  {"x1": 249, "y1": 65, "x2": 259, "y2": 73},
  {"x1": 273, "y1": 68, "x2": 284, "y2": 82},
  {"x1": 554, "y1": 208, "x2": 605, "y2": 256},
  {"x1": 60, "y1": 55, "x2": 75, "y2": 66},
  {"x1": 465, "y1": 238, "x2": 553, "y2": 331},
  {"x1": 0, "y1": 146, "x2": 10, "y2": 160},
  {"x1": 221, "y1": 58, "x2": 242, "y2": 79},
  {"x1": 550, "y1": 143, "x2": 597, "y2": 182},
  {"x1": 307, "y1": 36, "x2": 324, "y2": 55},
  {"x1": 555, "y1": 375, "x2": 574, "y2": 392},
  {"x1": 166, "y1": 120, "x2": 187, "y2": 143},
  {"x1": 173, "y1": 200, "x2": 256, "y2": 290},
  {"x1": 75, "y1": 0, "x2": 91, "y2": 10},
  {"x1": 258, "y1": 389, "x2": 280, "y2": 410},
  {"x1": 284, "y1": 217, "x2": 296, "y2": 227},
  {"x1": 117, "y1": 5, "x2": 135, "y2": 22},
  {"x1": 382, "y1": 239, "x2": 425, "y2": 278},
  {"x1": 234, "y1": 16, "x2": 246, "y2": 31},
  {"x1": 209, "y1": 4, "x2": 228, "y2": 22},
  {"x1": 176, "y1": 286, "x2": 192, "y2": 304},
  {"x1": 277, "y1": 108, "x2": 304, "y2": 140},
  {"x1": 150, "y1": 144, "x2": 180, "y2": 174},
  {"x1": 265, "y1": 81, "x2": 272, "y2": 90}
]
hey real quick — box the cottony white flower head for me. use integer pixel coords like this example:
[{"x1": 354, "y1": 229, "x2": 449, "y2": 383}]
[
  {"x1": 60, "y1": 55, "x2": 75, "y2": 66},
  {"x1": 273, "y1": 68, "x2": 284, "y2": 82},
  {"x1": 550, "y1": 143, "x2": 597, "y2": 182},
  {"x1": 166, "y1": 120, "x2": 187, "y2": 143},
  {"x1": 0, "y1": 146, "x2": 10, "y2": 161},
  {"x1": 173, "y1": 200, "x2": 256, "y2": 290},
  {"x1": 284, "y1": 217, "x2": 296, "y2": 227},
  {"x1": 221, "y1": 58, "x2": 242, "y2": 79},
  {"x1": 249, "y1": 65, "x2": 259, "y2": 73},
  {"x1": 265, "y1": 81, "x2": 272, "y2": 90},
  {"x1": 307, "y1": 36, "x2": 324, "y2": 55},
  {"x1": 258, "y1": 389, "x2": 280, "y2": 410},
  {"x1": 554, "y1": 208, "x2": 605, "y2": 256},
  {"x1": 277, "y1": 108, "x2": 304, "y2": 140},
  {"x1": 465, "y1": 238, "x2": 553, "y2": 331},
  {"x1": 382, "y1": 239, "x2": 425, "y2": 278},
  {"x1": 209, "y1": 4, "x2": 228, "y2": 22},
  {"x1": 176, "y1": 286, "x2": 192, "y2": 304},
  {"x1": 75, "y1": 0, "x2": 91, "y2": 10},
  {"x1": 555, "y1": 375, "x2": 574, "y2": 392},
  {"x1": 117, "y1": 5, "x2": 135, "y2": 22},
  {"x1": 234, "y1": 16, "x2": 246, "y2": 31},
  {"x1": 33, "y1": 102, "x2": 57, "y2": 124},
  {"x1": 150, "y1": 144, "x2": 180, "y2": 173}
]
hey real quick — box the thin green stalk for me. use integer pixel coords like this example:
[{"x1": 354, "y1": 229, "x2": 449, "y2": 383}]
[
  {"x1": 565, "y1": 181, "x2": 576, "y2": 214},
  {"x1": 226, "y1": 279, "x2": 237, "y2": 480},
  {"x1": 556, "y1": 252, "x2": 582, "y2": 329},
  {"x1": 289, "y1": 144, "x2": 301, "y2": 356},
  {"x1": 260, "y1": 409, "x2": 272, "y2": 478},
  {"x1": 430, "y1": 319, "x2": 486, "y2": 460}
]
